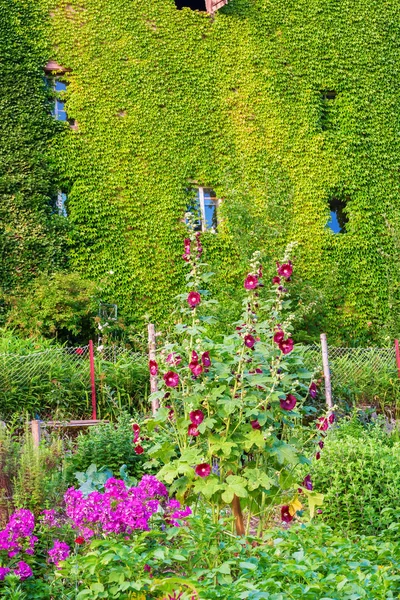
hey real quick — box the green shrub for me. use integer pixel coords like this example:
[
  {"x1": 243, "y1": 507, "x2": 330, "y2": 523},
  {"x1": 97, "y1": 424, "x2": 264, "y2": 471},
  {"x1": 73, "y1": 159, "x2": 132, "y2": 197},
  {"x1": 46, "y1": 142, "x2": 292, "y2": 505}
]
[
  {"x1": 311, "y1": 418, "x2": 400, "y2": 536},
  {"x1": 65, "y1": 412, "x2": 146, "y2": 482}
]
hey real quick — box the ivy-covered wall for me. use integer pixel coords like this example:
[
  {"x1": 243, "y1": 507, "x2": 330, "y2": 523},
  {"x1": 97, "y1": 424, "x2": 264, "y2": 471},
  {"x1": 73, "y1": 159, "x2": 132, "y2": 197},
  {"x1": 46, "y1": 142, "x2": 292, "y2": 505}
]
[
  {"x1": 0, "y1": 0, "x2": 68, "y2": 298},
  {"x1": 41, "y1": 0, "x2": 400, "y2": 342}
]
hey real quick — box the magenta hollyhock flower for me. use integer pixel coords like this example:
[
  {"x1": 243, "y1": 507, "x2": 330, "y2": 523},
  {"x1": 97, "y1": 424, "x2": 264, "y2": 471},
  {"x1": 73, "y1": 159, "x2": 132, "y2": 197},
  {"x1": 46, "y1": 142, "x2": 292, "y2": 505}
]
[
  {"x1": 189, "y1": 362, "x2": 203, "y2": 377},
  {"x1": 316, "y1": 451, "x2": 321, "y2": 460},
  {"x1": 244, "y1": 274, "x2": 259, "y2": 290},
  {"x1": 277, "y1": 261, "x2": 293, "y2": 280},
  {"x1": 281, "y1": 505, "x2": 293, "y2": 523},
  {"x1": 201, "y1": 351, "x2": 211, "y2": 367},
  {"x1": 187, "y1": 291, "x2": 201, "y2": 308},
  {"x1": 195, "y1": 464, "x2": 211, "y2": 478},
  {"x1": 135, "y1": 445, "x2": 144, "y2": 455},
  {"x1": 163, "y1": 371, "x2": 180, "y2": 388},
  {"x1": 303, "y1": 475, "x2": 313, "y2": 491},
  {"x1": 166, "y1": 353, "x2": 182, "y2": 366},
  {"x1": 189, "y1": 410, "x2": 204, "y2": 425},
  {"x1": 244, "y1": 334, "x2": 256, "y2": 348},
  {"x1": 0, "y1": 567, "x2": 11, "y2": 581},
  {"x1": 149, "y1": 360, "x2": 158, "y2": 376},
  {"x1": 309, "y1": 382, "x2": 317, "y2": 399},
  {"x1": 279, "y1": 338, "x2": 294, "y2": 354},
  {"x1": 316, "y1": 417, "x2": 329, "y2": 431},
  {"x1": 329, "y1": 413, "x2": 335, "y2": 424},
  {"x1": 188, "y1": 423, "x2": 199, "y2": 437},
  {"x1": 182, "y1": 238, "x2": 191, "y2": 262},
  {"x1": 280, "y1": 394, "x2": 297, "y2": 411},
  {"x1": 272, "y1": 276, "x2": 281, "y2": 285},
  {"x1": 318, "y1": 440, "x2": 324, "y2": 449},
  {"x1": 191, "y1": 350, "x2": 199, "y2": 362},
  {"x1": 273, "y1": 329, "x2": 284, "y2": 344},
  {"x1": 250, "y1": 420, "x2": 261, "y2": 430}
]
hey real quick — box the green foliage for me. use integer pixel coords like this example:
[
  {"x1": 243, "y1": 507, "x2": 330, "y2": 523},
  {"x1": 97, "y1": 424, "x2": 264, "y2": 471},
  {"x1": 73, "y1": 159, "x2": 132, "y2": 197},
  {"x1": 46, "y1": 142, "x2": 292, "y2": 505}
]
[
  {"x1": 4, "y1": 272, "x2": 99, "y2": 342},
  {"x1": 65, "y1": 412, "x2": 147, "y2": 482},
  {"x1": 0, "y1": 0, "x2": 68, "y2": 296},
  {"x1": 311, "y1": 416, "x2": 400, "y2": 536}
]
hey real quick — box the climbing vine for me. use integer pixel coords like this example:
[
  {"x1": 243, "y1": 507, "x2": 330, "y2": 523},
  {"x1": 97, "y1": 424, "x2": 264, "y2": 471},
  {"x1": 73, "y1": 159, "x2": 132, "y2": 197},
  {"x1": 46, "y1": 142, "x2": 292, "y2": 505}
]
[{"x1": 5, "y1": 0, "x2": 400, "y2": 344}]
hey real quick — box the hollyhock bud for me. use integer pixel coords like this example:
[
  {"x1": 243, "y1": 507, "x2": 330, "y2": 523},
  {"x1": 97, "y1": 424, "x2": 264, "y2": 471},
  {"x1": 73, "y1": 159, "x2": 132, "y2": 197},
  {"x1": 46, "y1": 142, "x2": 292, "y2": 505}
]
[
  {"x1": 244, "y1": 274, "x2": 259, "y2": 290},
  {"x1": 309, "y1": 382, "x2": 317, "y2": 399},
  {"x1": 187, "y1": 291, "x2": 201, "y2": 308},
  {"x1": 189, "y1": 362, "x2": 203, "y2": 377},
  {"x1": 277, "y1": 261, "x2": 293, "y2": 280},
  {"x1": 188, "y1": 424, "x2": 200, "y2": 436},
  {"x1": 315, "y1": 451, "x2": 321, "y2": 460},
  {"x1": 273, "y1": 329, "x2": 284, "y2": 344},
  {"x1": 251, "y1": 420, "x2": 261, "y2": 430},
  {"x1": 201, "y1": 351, "x2": 211, "y2": 367},
  {"x1": 132, "y1": 423, "x2": 140, "y2": 434},
  {"x1": 280, "y1": 394, "x2": 297, "y2": 411},
  {"x1": 328, "y1": 413, "x2": 335, "y2": 424},
  {"x1": 303, "y1": 475, "x2": 313, "y2": 491},
  {"x1": 190, "y1": 410, "x2": 205, "y2": 425},
  {"x1": 75, "y1": 537, "x2": 85, "y2": 545},
  {"x1": 149, "y1": 360, "x2": 158, "y2": 376},
  {"x1": 166, "y1": 353, "x2": 182, "y2": 366},
  {"x1": 163, "y1": 371, "x2": 180, "y2": 387},
  {"x1": 244, "y1": 334, "x2": 256, "y2": 348},
  {"x1": 318, "y1": 440, "x2": 324, "y2": 449},
  {"x1": 135, "y1": 445, "x2": 144, "y2": 455},
  {"x1": 281, "y1": 505, "x2": 293, "y2": 523},
  {"x1": 272, "y1": 276, "x2": 280, "y2": 285},
  {"x1": 195, "y1": 463, "x2": 211, "y2": 477},
  {"x1": 279, "y1": 338, "x2": 294, "y2": 354}
]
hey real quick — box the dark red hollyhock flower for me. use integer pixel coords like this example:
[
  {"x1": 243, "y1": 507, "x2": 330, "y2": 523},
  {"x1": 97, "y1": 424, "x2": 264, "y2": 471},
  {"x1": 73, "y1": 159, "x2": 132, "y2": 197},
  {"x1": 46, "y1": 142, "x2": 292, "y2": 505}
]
[
  {"x1": 316, "y1": 417, "x2": 329, "y2": 431},
  {"x1": 258, "y1": 266, "x2": 263, "y2": 278},
  {"x1": 188, "y1": 423, "x2": 200, "y2": 436},
  {"x1": 315, "y1": 451, "x2": 321, "y2": 460},
  {"x1": 303, "y1": 475, "x2": 313, "y2": 491},
  {"x1": 182, "y1": 238, "x2": 191, "y2": 262},
  {"x1": 75, "y1": 347, "x2": 84, "y2": 355},
  {"x1": 190, "y1": 410, "x2": 205, "y2": 425},
  {"x1": 144, "y1": 564, "x2": 152, "y2": 573},
  {"x1": 149, "y1": 360, "x2": 158, "y2": 376},
  {"x1": 272, "y1": 276, "x2": 281, "y2": 285},
  {"x1": 318, "y1": 440, "x2": 324, "y2": 449},
  {"x1": 277, "y1": 261, "x2": 293, "y2": 280},
  {"x1": 135, "y1": 445, "x2": 144, "y2": 455},
  {"x1": 75, "y1": 537, "x2": 85, "y2": 545},
  {"x1": 279, "y1": 338, "x2": 294, "y2": 355},
  {"x1": 201, "y1": 351, "x2": 211, "y2": 367},
  {"x1": 132, "y1": 424, "x2": 140, "y2": 443},
  {"x1": 244, "y1": 334, "x2": 256, "y2": 349},
  {"x1": 328, "y1": 413, "x2": 335, "y2": 424},
  {"x1": 309, "y1": 382, "x2": 317, "y2": 399},
  {"x1": 189, "y1": 362, "x2": 203, "y2": 377},
  {"x1": 166, "y1": 353, "x2": 182, "y2": 366},
  {"x1": 195, "y1": 463, "x2": 211, "y2": 478},
  {"x1": 166, "y1": 405, "x2": 174, "y2": 420},
  {"x1": 187, "y1": 291, "x2": 201, "y2": 308},
  {"x1": 191, "y1": 350, "x2": 199, "y2": 362},
  {"x1": 280, "y1": 394, "x2": 297, "y2": 411},
  {"x1": 273, "y1": 329, "x2": 284, "y2": 344},
  {"x1": 281, "y1": 505, "x2": 293, "y2": 523},
  {"x1": 132, "y1": 423, "x2": 140, "y2": 434},
  {"x1": 163, "y1": 371, "x2": 180, "y2": 388},
  {"x1": 244, "y1": 274, "x2": 259, "y2": 290},
  {"x1": 251, "y1": 420, "x2": 261, "y2": 430}
]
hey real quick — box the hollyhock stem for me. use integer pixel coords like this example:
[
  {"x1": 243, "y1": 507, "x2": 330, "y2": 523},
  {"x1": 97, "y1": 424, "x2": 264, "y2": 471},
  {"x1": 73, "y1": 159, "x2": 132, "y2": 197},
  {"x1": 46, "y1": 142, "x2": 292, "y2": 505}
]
[{"x1": 232, "y1": 495, "x2": 245, "y2": 535}]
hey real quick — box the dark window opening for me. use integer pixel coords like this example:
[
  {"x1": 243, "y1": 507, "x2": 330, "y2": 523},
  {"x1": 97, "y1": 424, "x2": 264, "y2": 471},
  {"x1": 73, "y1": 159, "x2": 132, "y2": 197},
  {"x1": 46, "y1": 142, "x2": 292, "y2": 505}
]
[
  {"x1": 320, "y1": 89, "x2": 337, "y2": 131},
  {"x1": 327, "y1": 197, "x2": 348, "y2": 234},
  {"x1": 175, "y1": 0, "x2": 206, "y2": 10}
]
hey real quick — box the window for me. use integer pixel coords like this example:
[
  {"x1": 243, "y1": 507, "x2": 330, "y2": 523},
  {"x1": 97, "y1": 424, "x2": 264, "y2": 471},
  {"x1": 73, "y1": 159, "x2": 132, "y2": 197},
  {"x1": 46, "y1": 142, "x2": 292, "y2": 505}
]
[
  {"x1": 56, "y1": 191, "x2": 68, "y2": 217},
  {"x1": 188, "y1": 187, "x2": 219, "y2": 232},
  {"x1": 44, "y1": 61, "x2": 74, "y2": 125},
  {"x1": 53, "y1": 79, "x2": 67, "y2": 121},
  {"x1": 175, "y1": 0, "x2": 228, "y2": 12},
  {"x1": 320, "y1": 89, "x2": 337, "y2": 131},
  {"x1": 326, "y1": 197, "x2": 348, "y2": 233}
]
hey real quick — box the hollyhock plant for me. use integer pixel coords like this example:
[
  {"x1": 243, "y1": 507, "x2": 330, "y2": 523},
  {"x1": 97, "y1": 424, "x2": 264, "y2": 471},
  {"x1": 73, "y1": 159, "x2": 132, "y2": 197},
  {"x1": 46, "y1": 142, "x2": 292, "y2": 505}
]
[
  {"x1": 187, "y1": 291, "x2": 201, "y2": 308},
  {"x1": 280, "y1": 394, "x2": 297, "y2": 411},
  {"x1": 244, "y1": 274, "x2": 259, "y2": 290},
  {"x1": 163, "y1": 371, "x2": 179, "y2": 388}
]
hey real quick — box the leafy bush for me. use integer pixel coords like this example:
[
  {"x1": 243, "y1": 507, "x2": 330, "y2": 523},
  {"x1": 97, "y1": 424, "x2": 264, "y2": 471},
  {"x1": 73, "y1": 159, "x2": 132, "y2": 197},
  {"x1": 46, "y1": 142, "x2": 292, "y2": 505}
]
[{"x1": 311, "y1": 417, "x2": 400, "y2": 536}]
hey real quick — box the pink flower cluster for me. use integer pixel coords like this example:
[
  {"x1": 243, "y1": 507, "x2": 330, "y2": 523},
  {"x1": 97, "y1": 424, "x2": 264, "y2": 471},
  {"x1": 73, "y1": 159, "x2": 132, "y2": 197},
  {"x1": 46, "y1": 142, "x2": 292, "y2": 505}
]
[
  {"x1": 48, "y1": 540, "x2": 70, "y2": 567},
  {"x1": 64, "y1": 476, "x2": 190, "y2": 536},
  {"x1": 0, "y1": 509, "x2": 36, "y2": 558}
]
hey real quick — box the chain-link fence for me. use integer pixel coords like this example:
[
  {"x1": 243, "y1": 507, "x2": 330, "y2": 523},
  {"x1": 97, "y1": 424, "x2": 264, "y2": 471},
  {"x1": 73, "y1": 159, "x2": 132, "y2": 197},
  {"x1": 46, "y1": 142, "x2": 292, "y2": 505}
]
[
  {"x1": 302, "y1": 344, "x2": 399, "y2": 406},
  {"x1": 0, "y1": 345, "x2": 148, "y2": 421}
]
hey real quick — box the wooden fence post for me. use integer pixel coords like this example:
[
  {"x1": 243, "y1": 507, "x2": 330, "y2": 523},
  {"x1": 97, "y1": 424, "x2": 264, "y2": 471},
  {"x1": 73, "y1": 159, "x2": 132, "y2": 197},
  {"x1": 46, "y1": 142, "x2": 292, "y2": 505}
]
[
  {"x1": 148, "y1": 323, "x2": 159, "y2": 415},
  {"x1": 320, "y1": 333, "x2": 333, "y2": 410},
  {"x1": 31, "y1": 420, "x2": 41, "y2": 448}
]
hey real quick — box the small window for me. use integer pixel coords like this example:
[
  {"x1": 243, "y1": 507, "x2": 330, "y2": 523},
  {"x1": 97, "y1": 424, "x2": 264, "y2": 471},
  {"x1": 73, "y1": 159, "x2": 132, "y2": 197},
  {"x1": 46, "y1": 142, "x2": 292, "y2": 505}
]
[
  {"x1": 56, "y1": 191, "x2": 68, "y2": 217},
  {"x1": 175, "y1": 0, "x2": 206, "y2": 9},
  {"x1": 320, "y1": 90, "x2": 337, "y2": 131},
  {"x1": 188, "y1": 187, "x2": 219, "y2": 232},
  {"x1": 53, "y1": 79, "x2": 67, "y2": 121},
  {"x1": 326, "y1": 197, "x2": 348, "y2": 233}
]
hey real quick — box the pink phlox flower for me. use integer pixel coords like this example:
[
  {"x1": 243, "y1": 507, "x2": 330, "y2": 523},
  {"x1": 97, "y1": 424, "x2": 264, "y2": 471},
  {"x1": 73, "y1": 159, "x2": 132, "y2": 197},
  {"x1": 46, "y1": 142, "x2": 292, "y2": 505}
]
[
  {"x1": 0, "y1": 567, "x2": 11, "y2": 581},
  {"x1": 48, "y1": 540, "x2": 70, "y2": 566},
  {"x1": 41, "y1": 509, "x2": 60, "y2": 528},
  {"x1": 13, "y1": 561, "x2": 32, "y2": 580}
]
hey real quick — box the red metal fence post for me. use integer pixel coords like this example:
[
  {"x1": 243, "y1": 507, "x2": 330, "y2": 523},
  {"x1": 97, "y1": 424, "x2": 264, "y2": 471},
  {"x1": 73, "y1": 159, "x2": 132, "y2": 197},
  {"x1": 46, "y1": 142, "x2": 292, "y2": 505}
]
[
  {"x1": 395, "y1": 339, "x2": 400, "y2": 379},
  {"x1": 89, "y1": 340, "x2": 97, "y2": 420}
]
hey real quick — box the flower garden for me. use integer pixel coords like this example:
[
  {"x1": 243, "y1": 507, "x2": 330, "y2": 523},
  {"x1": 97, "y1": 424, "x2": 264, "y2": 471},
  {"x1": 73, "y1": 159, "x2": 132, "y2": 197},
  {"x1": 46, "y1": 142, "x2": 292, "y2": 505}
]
[{"x1": 1, "y1": 219, "x2": 400, "y2": 599}]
